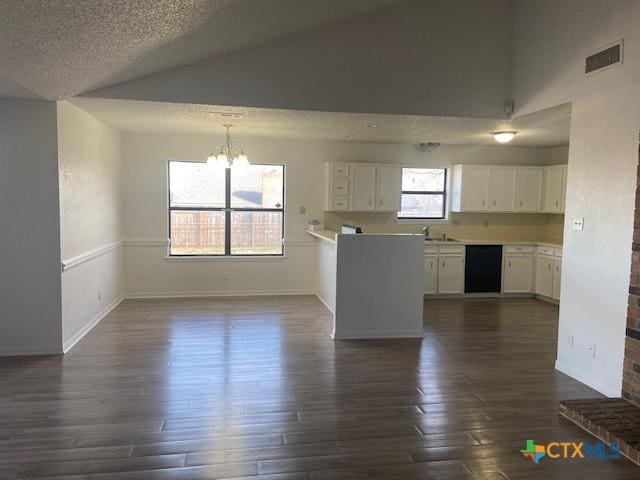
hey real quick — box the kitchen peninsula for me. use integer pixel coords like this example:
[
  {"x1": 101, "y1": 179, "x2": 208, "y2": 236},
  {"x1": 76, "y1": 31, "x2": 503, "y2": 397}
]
[{"x1": 307, "y1": 230, "x2": 424, "y2": 340}]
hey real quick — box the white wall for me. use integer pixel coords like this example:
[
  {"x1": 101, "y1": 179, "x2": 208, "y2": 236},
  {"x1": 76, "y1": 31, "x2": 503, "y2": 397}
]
[
  {"x1": 513, "y1": 0, "x2": 640, "y2": 396},
  {"x1": 121, "y1": 133, "x2": 323, "y2": 297},
  {"x1": 57, "y1": 101, "x2": 124, "y2": 351},
  {"x1": 0, "y1": 99, "x2": 62, "y2": 355},
  {"x1": 87, "y1": 0, "x2": 513, "y2": 119},
  {"x1": 121, "y1": 130, "x2": 561, "y2": 297}
]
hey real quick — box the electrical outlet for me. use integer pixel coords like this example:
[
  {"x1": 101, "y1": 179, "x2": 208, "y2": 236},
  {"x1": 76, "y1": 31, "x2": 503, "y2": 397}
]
[
  {"x1": 572, "y1": 218, "x2": 584, "y2": 231},
  {"x1": 589, "y1": 343, "x2": 596, "y2": 359},
  {"x1": 568, "y1": 335, "x2": 574, "y2": 349},
  {"x1": 299, "y1": 206, "x2": 306, "y2": 215}
]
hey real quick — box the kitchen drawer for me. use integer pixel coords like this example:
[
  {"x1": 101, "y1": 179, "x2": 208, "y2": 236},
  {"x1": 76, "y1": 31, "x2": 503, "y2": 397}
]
[
  {"x1": 331, "y1": 178, "x2": 349, "y2": 195},
  {"x1": 504, "y1": 245, "x2": 534, "y2": 254},
  {"x1": 537, "y1": 245, "x2": 554, "y2": 256},
  {"x1": 331, "y1": 163, "x2": 350, "y2": 177},
  {"x1": 438, "y1": 245, "x2": 464, "y2": 255},
  {"x1": 330, "y1": 196, "x2": 349, "y2": 211},
  {"x1": 554, "y1": 247, "x2": 563, "y2": 258},
  {"x1": 425, "y1": 246, "x2": 438, "y2": 255}
]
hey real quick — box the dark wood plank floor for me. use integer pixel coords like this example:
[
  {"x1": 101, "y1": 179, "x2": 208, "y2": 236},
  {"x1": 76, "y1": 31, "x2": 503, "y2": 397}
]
[{"x1": 1, "y1": 296, "x2": 637, "y2": 479}]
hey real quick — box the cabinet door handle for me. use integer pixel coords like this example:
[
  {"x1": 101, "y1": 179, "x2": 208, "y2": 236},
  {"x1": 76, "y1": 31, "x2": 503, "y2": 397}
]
[
  {"x1": 442, "y1": 261, "x2": 445, "y2": 268},
  {"x1": 368, "y1": 198, "x2": 372, "y2": 206},
  {"x1": 555, "y1": 200, "x2": 559, "y2": 207},
  {"x1": 380, "y1": 198, "x2": 384, "y2": 206},
  {"x1": 508, "y1": 260, "x2": 511, "y2": 268},
  {"x1": 548, "y1": 263, "x2": 551, "y2": 271},
  {"x1": 430, "y1": 261, "x2": 433, "y2": 268},
  {"x1": 520, "y1": 200, "x2": 523, "y2": 207},
  {"x1": 482, "y1": 199, "x2": 485, "y2": 207},
  {"x1": 493, "y1": 199, "x2": 496, "y2": 207}
]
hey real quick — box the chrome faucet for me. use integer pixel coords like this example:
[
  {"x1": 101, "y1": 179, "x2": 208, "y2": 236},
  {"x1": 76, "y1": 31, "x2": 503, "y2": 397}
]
[{"x1": 422, "y1": 225, "x2": 430, "y2": 238}]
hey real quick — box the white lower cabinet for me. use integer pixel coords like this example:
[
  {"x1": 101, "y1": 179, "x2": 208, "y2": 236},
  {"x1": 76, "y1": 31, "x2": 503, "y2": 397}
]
[
  {"x1": 534, "y1": 255, "x2": 554, "y2": 297},
  {"x1": 437, "y1": 255, "x2": 465, "y2": 294},
  {"x1": 502, "y1": 254, "x2": 533, "y2": 293},
  {"x1": 423, "y1": 255, "x2": 438, "y2": 294},
  {"x1": 534, "y1": 245, "x2": 563, "y2": 301},
  {"x1": 552, "y1": 258, "x2": 562, "y2": 300},
  {"x1": 423, "y1": 243, "x2": 562, "y2": 300},
  {"x1": 424, "y1": 247, "x2": 464, "y2": 295}
]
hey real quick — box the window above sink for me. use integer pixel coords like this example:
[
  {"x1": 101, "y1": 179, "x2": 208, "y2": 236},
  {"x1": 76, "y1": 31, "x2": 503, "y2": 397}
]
[{"x1": 398, "y1": 168, "x2": 447, "y2": 220}]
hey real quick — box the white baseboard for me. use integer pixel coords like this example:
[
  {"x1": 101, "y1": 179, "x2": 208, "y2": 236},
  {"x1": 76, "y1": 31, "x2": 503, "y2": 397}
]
[
  {"x1": 315, "y1": 293, "x2": 335, "y2": 314},
  {"x1": 536, "y1": 294, "x2": 560, "y2": 305},
  {"x1": 555, "y1": 360, "x2": 622, "y2": 398},
  {"x1": 333, "y1": 329, "x2": 424, "y2": 340},
  {"x1": 124, "y1": 290, "x2": 316, "y2": 299},
  {"x1": 63, "y1": 295, "x2": 124, "y2": 353}
]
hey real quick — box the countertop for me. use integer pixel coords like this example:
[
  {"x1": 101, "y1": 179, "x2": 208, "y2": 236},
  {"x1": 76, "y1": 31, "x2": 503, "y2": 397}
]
[
  {"x1": 306, "y1": 230, "x2": 563, "y2": 248},
  {"x1": 306, "y1": 229, "x2": 423, "y2": 244},
  {"x1": 426, "y1": 237, "x2": 563, "y2": 248},
  {"x1": 306, "y1": 229, "x2": 337, "y2": 244}
]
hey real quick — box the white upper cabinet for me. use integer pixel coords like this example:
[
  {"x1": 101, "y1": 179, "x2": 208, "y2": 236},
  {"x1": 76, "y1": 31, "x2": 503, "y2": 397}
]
[
  {"x1": 452, "y1": 164, "x2": 565, "y2": 214},
  {"x1": 324, "y1": 162, "x2": 402, "y2": 212},
  {"x1": 561, "y1": 165, "x2": 568, "y2": 211},
  {"x1": 351, "y1": 163, "x2": 377, "y2": 211},
  {"x1": 488, "y1": 167, "x2": 515, "y2": 212},
  {"x1": 514, "y1": 167, "x2": 543, "y2": 212},
  {"x1": 330, "y1": 163, "x2": 350, "y2": 178},
  {"x1": 543, "y1": 165, "x2": 565, "y2": 213},
  {"x1": 451, "y1": 165, "x2": 489, "y2": 212},
  {"x1": 376, "y1": 165, "x2": 401, "y2": 212}
]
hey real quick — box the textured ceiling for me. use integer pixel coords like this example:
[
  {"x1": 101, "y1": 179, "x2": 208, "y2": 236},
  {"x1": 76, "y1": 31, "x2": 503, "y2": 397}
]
[
  {"x1": 0, "y1": 72, "x2": 40, "y2": 99},
  {"x1": 0, "y1": 0, "x2": 406, "y2": 99},
  {"x1": 71, "y1": 98, "x2": 571, "y2": 147}
]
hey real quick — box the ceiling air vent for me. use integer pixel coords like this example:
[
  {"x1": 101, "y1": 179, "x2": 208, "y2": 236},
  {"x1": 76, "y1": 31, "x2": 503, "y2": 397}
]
[{"x1": 585, "y1": 40, "x2": 623, "y2": 74}]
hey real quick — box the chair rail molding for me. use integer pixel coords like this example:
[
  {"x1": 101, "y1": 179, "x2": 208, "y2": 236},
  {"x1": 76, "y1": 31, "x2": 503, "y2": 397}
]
[{"x1": 61, "y1": 241, "x2": 123, "y2": 272}]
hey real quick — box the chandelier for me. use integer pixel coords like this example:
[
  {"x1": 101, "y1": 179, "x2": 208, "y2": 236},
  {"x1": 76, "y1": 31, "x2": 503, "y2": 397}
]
[{"x1": 207, "y1": 124, "x2": 249, "y2": 168}]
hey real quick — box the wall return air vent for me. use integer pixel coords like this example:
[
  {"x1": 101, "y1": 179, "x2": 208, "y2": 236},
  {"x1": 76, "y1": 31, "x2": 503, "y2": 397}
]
[{"x1": 585, "y1": 40, "x2": 623, "y2": 74}]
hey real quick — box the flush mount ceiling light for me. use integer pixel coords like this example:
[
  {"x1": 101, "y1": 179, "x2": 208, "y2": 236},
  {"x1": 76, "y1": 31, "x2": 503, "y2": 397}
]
[
  {"x1": 492, "y1": 131, "x2": 518, "y2": 143},
  {"x1": 207, "y1": 124, "x2": 249, "y2": 169}
]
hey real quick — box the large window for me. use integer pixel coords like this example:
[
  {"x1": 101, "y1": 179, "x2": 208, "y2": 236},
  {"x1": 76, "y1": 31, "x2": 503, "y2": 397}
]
[
  {"x1": 398, "y1": 168, "x2": 447, "y2": 220},
  {"x1": 168, "y1": 162, "x2": 284, "y2": 256}
]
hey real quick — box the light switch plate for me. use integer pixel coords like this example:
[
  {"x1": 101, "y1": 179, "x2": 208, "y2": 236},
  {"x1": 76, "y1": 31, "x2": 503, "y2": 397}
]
[{"x1": 572, "y1": 218, "x2": 584, "y2": 231}]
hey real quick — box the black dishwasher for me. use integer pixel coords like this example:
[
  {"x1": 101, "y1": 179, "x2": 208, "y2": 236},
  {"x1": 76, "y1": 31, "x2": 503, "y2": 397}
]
[{"x1": 464, "y1": 245, "x2": 503, "y2": 293}]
